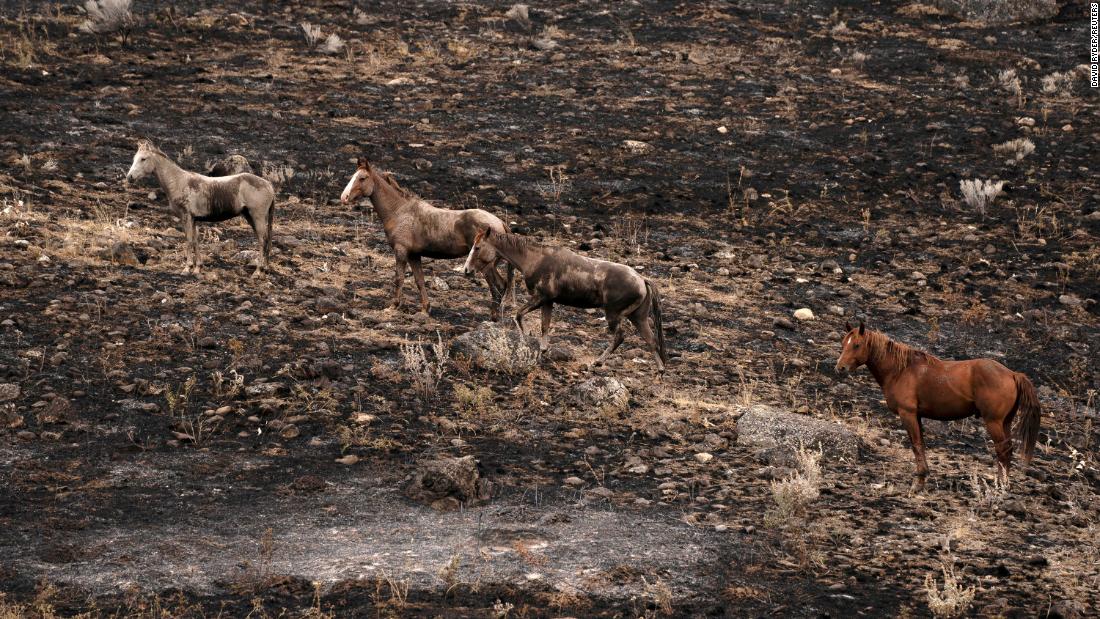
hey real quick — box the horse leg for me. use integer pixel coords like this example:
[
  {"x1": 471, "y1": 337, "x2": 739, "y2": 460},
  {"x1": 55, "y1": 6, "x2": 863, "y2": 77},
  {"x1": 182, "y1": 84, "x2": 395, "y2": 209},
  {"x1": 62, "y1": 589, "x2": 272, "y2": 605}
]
[
  {"x1": 593, "y1": 313, "x2": 626, "y2": 367},
  {"x1": 182, "y1": 214, "x2": 196, "y2": 274},
  {"x1": 983, "y1": 415, "x2": 1013, "y2": 483},
  {"x1": 409, "y1": 256, "x2": 430, "y2": 315},
  {"x1": 513, "y1": 297, "x2": 545, "y2": 334},
  {"x1": 241, "y1": 210, "x2": 265, "y2": 277},
  {"x1": 538, "y1": 303, "x2": 554, "y2": 353},
  {"x1": 899, "y1": 408, "x2": 929, "y2": 493},
  {"x1": 391, "y1": 252, "x2": 408, "y2": 310},
  {"x1": 481, "y1": 265, "x2": 504, "y2": 322},
  {"x1": 629, "y1": 309, "x2": 664, "y2": 373}
]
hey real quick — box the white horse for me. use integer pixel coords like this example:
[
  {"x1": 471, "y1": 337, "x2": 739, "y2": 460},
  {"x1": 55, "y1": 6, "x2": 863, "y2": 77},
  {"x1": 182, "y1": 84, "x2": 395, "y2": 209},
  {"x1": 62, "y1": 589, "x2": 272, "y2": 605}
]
[{"x1": 126, "y1": 140, "x2": 275, "y2": 276}]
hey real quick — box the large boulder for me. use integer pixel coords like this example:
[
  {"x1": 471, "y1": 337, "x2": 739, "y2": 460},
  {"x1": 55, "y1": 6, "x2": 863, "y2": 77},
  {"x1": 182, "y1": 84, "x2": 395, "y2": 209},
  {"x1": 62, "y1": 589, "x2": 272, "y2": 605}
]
[
  {"x1": 736, "y1": 404, "x2": 863, "y2": 464},
  {"x1": 452, "y1": 322, "x2": 539, "y2": 374},
  {"x1": 404, "y1": 455, "x2": 490, "y2": 511}
]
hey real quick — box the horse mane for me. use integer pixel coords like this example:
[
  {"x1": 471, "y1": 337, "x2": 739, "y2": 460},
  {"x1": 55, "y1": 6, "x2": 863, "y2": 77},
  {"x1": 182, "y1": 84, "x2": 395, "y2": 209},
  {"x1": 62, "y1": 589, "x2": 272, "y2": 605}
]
[
  {"x1": 866, "y1": 330, "x2": 931, "y2": 372},
  {"x1": 379, "y1": 171, "x2": 414, "y2": 199},
  {"x1": 489, "y1": 231, "x2": 540, "y2": 253}
]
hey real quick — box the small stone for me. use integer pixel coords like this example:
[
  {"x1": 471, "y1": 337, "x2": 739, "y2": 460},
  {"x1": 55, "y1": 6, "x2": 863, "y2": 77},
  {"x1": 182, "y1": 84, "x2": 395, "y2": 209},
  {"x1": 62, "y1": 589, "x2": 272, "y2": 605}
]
[
  {"x1": 335, "y1": 454, "x2": 359, "y2": 465},
  {"x1": 564, "y1": 476, "x2": 585, "y2": 487},
  {"x1": 0, "y1": 383, "x2": 20, "y2": 402},
  {"x1": 1059, "y1": 294, "x2": 1082, "y2": 307},
  {"x1": 717, "y1": 125, "x2": 728, "y2": 134},
  {"x1": 694, "y1": 452, "x2": 714, "y2": 464},
  {"x1": 793, "y1": 308, "x2": 815, "y2": 321},
  {"x1": 1062, "y1": 124, "x2": 1073, "y2": 132}
]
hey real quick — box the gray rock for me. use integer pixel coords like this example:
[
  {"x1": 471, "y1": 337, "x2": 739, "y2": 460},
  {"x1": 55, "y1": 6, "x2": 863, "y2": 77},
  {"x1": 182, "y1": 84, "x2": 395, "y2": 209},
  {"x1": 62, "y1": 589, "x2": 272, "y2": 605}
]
[
  {"x1": 100, "y1": 241, "x2": 142, "y2": 266},
  {"x1": 118, "y1": 399, "x2": 159, "y2": 413},
  {"x1": 314, "y1": 296, "x2": 342, "y2": 314},
  {"x1": 736, "y1": 404, "x2": 863, "y2": 463},
  {"x1": 0, "y1": 383, "x2": 19, "y2": 402},
  {"x1": 565, "y1": 377, "x2": 629, "y2": 414},
  {"x1": 404, "y1": 455, "x2": 490, "y2": 511},
  {"x1": 452, "y1": 322, "x2": 539, "y2": 373},
  {"x1": 245, "y1": 382, "x2": 282, "y2": 397}
]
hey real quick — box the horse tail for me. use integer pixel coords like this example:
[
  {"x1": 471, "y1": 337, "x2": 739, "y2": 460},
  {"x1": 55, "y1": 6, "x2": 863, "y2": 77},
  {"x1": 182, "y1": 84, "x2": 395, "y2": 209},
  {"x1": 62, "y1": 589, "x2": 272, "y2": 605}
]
[
  {"x1": 645, "y1": 279, "x2": 668, "y2": 364},
  {"x1": 504, "y1": 261, "x2": 516, "y2": 305},
  {"x1": 497, "y1": 219, "x2": 516, "y2": 305},
  {"x1": 265, "y1": 197, "x2": 275, "y2": 259},
  {"x1": 1012, "y1": 372, "x2": 1041, "y2": 463}
]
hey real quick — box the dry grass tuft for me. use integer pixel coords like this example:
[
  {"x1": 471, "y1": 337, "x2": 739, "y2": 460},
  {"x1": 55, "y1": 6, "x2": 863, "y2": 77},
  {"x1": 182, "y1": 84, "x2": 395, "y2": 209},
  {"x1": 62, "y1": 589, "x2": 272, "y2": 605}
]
[
  {"x1": 924, "y1": 558, "x2": 975, "y2": 618},
  {"x1": 992, "y1": 137, "x2": 1034, "y2": 162},
  {"x1": 958, "y1": 179, "x2": 1004, "y2": 216},
  {"x1": 996, "y1": 68, "x2": 1023, "y2": 106},
  {"x1": 400, "y1": 332, "x2": 447, "y2": 404},
  {"x1": 765, "y1": 446, "x2": 823, "y2": 527}
]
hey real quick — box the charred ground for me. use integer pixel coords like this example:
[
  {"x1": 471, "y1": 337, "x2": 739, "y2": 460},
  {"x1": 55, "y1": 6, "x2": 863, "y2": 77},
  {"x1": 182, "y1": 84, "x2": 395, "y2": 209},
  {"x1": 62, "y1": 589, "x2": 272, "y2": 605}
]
[{"x1": 0, "y1": 0, "x2": 1098, "y2": 616}]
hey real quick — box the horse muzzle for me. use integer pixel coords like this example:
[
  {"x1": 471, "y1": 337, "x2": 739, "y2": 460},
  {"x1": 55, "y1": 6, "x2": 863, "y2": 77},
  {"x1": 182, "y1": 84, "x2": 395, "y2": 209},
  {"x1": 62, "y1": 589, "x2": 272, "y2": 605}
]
[{"x1": 834, "y1": 363, "x2": 850, "y2": 374}]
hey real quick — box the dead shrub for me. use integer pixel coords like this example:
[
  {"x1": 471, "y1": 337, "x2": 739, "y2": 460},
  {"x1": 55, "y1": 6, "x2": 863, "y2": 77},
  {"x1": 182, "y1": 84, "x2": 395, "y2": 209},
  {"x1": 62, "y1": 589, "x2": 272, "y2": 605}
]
[{"x1": 925, "y1": 558, "x2": 975, "y2": 618}]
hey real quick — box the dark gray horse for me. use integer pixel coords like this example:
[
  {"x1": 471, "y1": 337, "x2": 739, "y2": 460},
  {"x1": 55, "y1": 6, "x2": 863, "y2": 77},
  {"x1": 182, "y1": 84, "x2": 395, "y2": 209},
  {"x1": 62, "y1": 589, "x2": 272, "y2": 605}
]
[{"x1": 464, "y1": 228, "x2": 668, "y2": 372}]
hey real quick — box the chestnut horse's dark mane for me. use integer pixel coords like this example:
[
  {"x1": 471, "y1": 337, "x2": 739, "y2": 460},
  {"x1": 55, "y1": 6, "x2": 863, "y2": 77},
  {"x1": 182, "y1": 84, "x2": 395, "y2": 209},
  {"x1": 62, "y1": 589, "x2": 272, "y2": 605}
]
[
  {"x1": 866, "y1": 330, "x2": 932, "y2": 373},
  {"x1": 382, "y1": 170, "x2": 415, "y2": 197},
  {"x1": 376, "y1": 170, "x2": 413, "y2": 199}
]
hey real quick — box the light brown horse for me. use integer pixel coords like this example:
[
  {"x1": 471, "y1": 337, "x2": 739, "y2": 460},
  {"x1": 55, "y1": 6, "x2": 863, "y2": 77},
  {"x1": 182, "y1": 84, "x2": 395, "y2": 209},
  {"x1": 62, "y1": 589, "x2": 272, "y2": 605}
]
[
  {"x1": 126, "y1": 140, "x2": 275, "y2": 276},
  {"x1": 340, "y1": 158, "x2": 513, "y2": 319},
  {"x1": 835, "y1": 321, "x2": 1040, "y2": 492},
  {"x1": 463, "y1": 227, "x2": 668, "y2": 372}
]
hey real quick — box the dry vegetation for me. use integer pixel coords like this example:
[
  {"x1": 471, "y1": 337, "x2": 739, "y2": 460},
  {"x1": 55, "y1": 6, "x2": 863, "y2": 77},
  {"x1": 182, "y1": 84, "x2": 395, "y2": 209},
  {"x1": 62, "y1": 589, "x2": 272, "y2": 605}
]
[{"x1": 0, "y1": 0, "x2": 1097, "y2": 616}]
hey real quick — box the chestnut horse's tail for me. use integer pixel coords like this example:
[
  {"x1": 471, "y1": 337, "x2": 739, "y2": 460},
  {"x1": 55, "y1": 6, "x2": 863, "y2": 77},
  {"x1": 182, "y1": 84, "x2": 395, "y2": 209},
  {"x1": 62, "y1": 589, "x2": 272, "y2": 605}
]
[
  {"x1": 644, "y1": 279, "x2": 668, "y2": 364},
  {"x1": 1012, "y1": 373, "x2": 1041, "y2": 463}
]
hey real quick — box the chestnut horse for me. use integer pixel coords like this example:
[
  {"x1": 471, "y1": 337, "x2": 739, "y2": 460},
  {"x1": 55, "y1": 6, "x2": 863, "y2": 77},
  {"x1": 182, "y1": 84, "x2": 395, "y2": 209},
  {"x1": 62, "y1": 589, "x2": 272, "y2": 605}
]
[
  {"x1": 340, "y1": 158, "x2": 513, "y2": 319},
  {"x1": 835, "y1": 321, "x2": 1040, "y2": 492},
  {"x1": 463, "y1": 227, "x2": 668, "y2": 372}
]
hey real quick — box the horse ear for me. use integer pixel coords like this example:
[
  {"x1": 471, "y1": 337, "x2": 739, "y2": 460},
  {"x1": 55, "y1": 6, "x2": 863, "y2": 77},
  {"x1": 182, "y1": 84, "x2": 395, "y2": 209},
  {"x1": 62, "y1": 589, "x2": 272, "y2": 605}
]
[
  {"x1": 357, "y1": 158, "x2": 371, "y2": 171},
  {"x1": 844, "y1": 321, "x2": 852, "y2": 332},
  {"x1": 858, "y1": 320, "x2": 865, "y2": 335}
]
